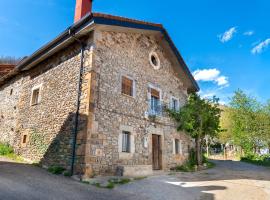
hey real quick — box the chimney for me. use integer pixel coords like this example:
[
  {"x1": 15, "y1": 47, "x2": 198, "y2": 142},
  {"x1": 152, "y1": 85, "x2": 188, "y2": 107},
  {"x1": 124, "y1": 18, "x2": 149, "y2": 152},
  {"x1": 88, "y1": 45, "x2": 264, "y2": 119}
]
[{"x1": 74, "y1": 0, "x2": 93, "y2": 23}]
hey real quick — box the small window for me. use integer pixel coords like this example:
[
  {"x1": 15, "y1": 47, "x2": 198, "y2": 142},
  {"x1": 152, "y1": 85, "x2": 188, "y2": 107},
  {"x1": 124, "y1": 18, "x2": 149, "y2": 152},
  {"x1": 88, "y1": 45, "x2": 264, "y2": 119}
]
[
  {"x1": 122, "y1": 131, "x2": 131, "y2": 153},
  {"x1": 31, "y1": 87, "x2": 41, "y2": 105},
  {"x1": 121, "y1": 76, "x2": 134, "y2": 97},
  {"x1": 151, "y1": 55, "x2": 158, "y2": 66},
  {"x1": 149, "y1": 52, "x2": 160, "y2": 70},
  {"x1": 22, "y1": 135, "x2": 28, "y2": 144},
  {"x1": 10, "y1": 89, "x2": 13, "y2": 95},
  {"x1": 175, "y1": 139, "x2": 180, "y2": 154},
  {"x1": 171, "y1": 97, "x2": 179, "y2": 111}
]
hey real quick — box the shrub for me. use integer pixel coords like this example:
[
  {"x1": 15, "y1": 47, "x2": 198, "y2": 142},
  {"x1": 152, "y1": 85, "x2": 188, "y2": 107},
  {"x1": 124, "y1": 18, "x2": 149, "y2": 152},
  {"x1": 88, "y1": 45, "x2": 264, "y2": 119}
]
[
  {"x1": 63, "y1": 171, "x2": 72, "y2": 177},
  {"x1": 106, "y1": 182, "x2": 115, "y2": 189},
  {"x1": 48, "y1": 166, "x2": 65, "y2": 175},
  {"x1": 241, "y1": 153, "x2": 270, "y2": 167},
  {"x1": 0, "y1": 143, "x2": 13, "y2": 155}
]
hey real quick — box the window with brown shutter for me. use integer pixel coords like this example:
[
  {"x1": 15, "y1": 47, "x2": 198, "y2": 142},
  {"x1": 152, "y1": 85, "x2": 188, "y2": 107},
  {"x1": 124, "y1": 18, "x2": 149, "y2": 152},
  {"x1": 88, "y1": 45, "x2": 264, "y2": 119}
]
[
  {"x1": 150, "y1": 88, "x2": 160, "y2": 99},
  {"x1": 122, "y1": 76, "x2": 134, "y2": 96}
]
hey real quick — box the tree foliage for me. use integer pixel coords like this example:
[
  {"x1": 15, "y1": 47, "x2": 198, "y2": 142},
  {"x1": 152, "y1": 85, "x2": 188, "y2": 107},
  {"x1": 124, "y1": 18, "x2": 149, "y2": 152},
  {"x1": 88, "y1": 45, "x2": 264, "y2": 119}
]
[
  {"x1": 0, "y1": 56, "x2": 21, "y2": 64},
  {"x1": 168, "y1": 93, "x2": 222, "y2": 165},
  {"x1": 227, "y1": 90, "x2": 270, "y2": 154}
]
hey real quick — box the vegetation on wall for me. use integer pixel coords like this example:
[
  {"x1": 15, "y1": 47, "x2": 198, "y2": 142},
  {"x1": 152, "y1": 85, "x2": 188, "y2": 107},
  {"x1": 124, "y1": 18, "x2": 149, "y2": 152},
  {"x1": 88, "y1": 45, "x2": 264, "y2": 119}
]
[{"x1": 29, "y1": 130, "x2": 49, "y2": 156}]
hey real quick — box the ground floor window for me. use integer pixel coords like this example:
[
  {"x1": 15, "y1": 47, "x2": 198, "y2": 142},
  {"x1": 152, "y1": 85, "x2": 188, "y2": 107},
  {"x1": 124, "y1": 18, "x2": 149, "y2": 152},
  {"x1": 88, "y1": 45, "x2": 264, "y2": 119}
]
[
  {"x1": 122, "y1": 131, "x2": 131, "y2": 153},
  {"x1": 175, "y1": 139, "x2": 180, "y2": 154}
]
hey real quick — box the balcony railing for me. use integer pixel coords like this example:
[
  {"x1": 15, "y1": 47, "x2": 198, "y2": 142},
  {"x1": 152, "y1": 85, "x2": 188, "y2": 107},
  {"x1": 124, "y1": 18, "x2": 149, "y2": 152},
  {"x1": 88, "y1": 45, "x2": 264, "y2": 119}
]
[{"x1": 148, "y1": 99, "x2": 165, "y2": 117}]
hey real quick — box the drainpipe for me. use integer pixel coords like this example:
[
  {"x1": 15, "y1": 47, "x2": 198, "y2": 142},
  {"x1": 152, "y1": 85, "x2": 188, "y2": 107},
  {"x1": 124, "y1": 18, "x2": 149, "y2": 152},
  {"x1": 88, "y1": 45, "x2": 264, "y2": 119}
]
[{"x1": 69, "y1": 28, "x2": 86, "y2": 176}]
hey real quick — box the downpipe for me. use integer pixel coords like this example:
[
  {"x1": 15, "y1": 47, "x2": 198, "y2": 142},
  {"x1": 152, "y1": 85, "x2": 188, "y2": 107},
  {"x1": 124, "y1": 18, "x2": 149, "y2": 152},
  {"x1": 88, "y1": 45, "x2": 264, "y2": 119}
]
[{"x1": 69, "y1": 28, "x2": 86, "y2": 177}]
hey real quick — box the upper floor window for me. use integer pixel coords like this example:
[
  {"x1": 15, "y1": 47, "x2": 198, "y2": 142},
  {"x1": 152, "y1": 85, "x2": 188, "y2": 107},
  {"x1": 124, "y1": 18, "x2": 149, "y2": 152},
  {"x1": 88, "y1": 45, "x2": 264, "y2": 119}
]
[
  {"x1": 170, "y1": 97, "x2": 180, "y2": 111},
  {"x1": 149, "y1": 52, "x2": 161, "y2": 70},
  {"x1": 31, "y1": 85, "x2": 42, "y2": 106},
  {"x1": 148, "y1": 86, "x2": 162, "y2": 116},
  {"x1": 121, "y1": 76, "x2": 134, "y2": 97}
]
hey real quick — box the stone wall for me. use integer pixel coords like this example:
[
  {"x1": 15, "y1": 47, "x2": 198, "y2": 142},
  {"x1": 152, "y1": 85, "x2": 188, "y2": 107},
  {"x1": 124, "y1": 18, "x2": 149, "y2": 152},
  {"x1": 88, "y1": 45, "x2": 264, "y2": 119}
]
[
  {"x1": 86, "y1": 30, "x2": 194, "y2": 175},
  {"x1": 0, "y1": 34, "x2": 94, "y2": 170},
  {"x1": 0, "y1": 76, "x2": 23, "y2": 146}
]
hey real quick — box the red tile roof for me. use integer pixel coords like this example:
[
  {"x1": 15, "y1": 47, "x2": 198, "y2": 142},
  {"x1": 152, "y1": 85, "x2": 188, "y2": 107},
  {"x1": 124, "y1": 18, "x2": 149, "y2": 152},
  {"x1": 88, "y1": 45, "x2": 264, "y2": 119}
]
[{"x1": 0, "y1": 64, "x2": 15, "y2": 77}]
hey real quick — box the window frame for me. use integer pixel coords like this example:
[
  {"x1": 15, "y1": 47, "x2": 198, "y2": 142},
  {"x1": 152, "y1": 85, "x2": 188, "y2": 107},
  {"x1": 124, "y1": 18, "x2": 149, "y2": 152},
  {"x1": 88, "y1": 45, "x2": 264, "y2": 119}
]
[
  {"x1": 30, "y1": 84, "x2": 42, "y2": 106},
  {"x1": 170, "y1": 96, "x2": 180, "y2": 111},
  {"x1": 121, "y1": 75, "x2": 136, "y2": 97},
  {"x1": 122, "y1": 131, "x2": 131, "y2": 153},
  {"x1": 175, "y1": 139, "x2": 180, "y2": 154},
  {"x1": 149, "y1": 52, "x2": 161, "y2": 70},
  {"x1": 147, "y1": 84, "x2": 162, "y2": 116}
]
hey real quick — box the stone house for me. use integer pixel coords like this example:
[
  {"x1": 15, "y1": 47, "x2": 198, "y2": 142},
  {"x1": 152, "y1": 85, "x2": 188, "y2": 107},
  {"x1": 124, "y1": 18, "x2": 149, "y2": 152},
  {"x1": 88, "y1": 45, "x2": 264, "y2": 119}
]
[{"x1": 0, "y1": 0, "x2": 199, "y2": 177}]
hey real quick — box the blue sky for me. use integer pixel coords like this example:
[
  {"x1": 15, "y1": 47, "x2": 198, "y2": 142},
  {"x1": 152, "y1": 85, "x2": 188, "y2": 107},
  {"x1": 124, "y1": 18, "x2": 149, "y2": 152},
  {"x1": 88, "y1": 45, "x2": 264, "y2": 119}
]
[{"x1": 1, "y1": 0, "x2": 270, "y2": 104}]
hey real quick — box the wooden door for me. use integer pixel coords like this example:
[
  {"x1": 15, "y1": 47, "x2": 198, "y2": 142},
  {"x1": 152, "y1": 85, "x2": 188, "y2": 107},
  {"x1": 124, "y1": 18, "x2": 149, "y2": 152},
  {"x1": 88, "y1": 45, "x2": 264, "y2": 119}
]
[{"x1": 152, "y1": 134, "x2": 162, "y2": 170}]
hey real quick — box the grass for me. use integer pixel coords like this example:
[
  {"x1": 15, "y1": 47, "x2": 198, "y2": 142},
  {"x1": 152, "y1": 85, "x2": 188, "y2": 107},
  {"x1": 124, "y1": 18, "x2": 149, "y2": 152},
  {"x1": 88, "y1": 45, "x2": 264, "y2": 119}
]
[
  {"x1": 90, "y1": 178, "x2": 132, "y2": 189},
  {"x1": 134, "y1": 176, "x2": 147, "y2": 181},
  {"x1": 48, "y1": 166, "x2": 66, "y2": 175},
  {"x1": 0, "y1": 143, "x2": 24, "y2": 162}
]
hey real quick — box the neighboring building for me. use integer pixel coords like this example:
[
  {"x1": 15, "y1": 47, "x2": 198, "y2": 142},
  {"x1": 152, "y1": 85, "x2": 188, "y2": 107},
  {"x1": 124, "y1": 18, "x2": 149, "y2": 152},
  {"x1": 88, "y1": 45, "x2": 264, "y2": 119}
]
[
  {"x1": 0, "y1": 0, "x2": 199, "y2": 178},
  {"x1": 0, "y1": 64, "x2": 15, "y2": 77}
]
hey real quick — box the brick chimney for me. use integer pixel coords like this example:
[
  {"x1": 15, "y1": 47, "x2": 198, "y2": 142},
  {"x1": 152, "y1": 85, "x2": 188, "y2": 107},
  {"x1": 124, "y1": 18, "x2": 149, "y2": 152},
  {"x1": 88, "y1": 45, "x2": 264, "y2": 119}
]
[{"x1": 74, "y1": 0, "x2": 93, "y2": 23}]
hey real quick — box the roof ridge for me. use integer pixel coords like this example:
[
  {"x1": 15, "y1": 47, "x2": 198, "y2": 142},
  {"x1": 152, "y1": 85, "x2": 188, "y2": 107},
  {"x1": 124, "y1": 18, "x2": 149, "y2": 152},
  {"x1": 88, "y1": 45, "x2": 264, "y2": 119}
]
[{"x1": 93, "y1": 12, "x2": 163, "y2": 28}]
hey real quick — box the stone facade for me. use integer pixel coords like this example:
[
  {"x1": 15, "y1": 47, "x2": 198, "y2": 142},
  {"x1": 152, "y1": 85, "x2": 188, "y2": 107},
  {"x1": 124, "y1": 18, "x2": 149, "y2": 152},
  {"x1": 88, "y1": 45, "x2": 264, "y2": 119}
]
[
  {"x1": 0, "y1": 28, "x2": 194, "y2": 177},
  {"x1": 81, "y1": 30, "x2": 194, "y2": 176}
]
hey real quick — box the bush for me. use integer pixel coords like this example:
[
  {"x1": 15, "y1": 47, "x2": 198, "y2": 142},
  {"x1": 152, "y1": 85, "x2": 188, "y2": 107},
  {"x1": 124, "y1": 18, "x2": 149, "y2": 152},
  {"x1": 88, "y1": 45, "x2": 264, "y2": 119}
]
[
  {"x1": 241, "y1": 153, "x2": 270, "y2": 167},
  {"x1": 0, "y1": 143, "x2": 13, "y2": 155},
  {"x1": 48, "y1": 166, "x2": 66, "y2": 175}
]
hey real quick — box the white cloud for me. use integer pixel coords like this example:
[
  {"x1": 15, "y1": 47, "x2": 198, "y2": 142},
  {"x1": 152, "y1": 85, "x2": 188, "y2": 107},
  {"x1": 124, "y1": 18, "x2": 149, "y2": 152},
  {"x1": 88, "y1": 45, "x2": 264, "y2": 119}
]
[
  {"x1": 251, "y1": 38, "x2": 270, "y2": 54},
  {"x1": 219, "y1": 27, "x2": 237, "y2": 43},
  {"x1": 216, "y1": 76, "x2": 229, "y2": 86},
  {"x1": 193, "y1": 68, "x2": 229, "y2": 87},
  {"x1": 243, "y1": 31, "x2": 254, "y2": 36}
]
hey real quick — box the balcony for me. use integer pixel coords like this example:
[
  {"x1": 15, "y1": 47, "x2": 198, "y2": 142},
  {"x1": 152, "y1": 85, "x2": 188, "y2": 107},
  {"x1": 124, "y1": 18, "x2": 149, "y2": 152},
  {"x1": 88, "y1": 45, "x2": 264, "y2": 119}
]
[{"x1": 147, "y1": 99, "x2": 165, "y2": 117}]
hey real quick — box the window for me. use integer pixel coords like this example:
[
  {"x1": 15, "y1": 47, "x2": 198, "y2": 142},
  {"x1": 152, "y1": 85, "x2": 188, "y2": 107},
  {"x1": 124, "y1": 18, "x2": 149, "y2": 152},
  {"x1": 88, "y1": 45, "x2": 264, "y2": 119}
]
[
  {"x1": 149, "y1": 52, "x2": 161, "y2": 70},
  {"x1": 121, "y1": 76, "x2": 134, "y2": 97},
  {"x1": 175, "y1": 139, "x2": 180, "y2": 154},
  {"x1": 122, "y1": 131, "x2": 131, "y2": 153},
  {"x1": 10, "y1": 89, "x2": 13, "y2": 95},
  {"x1": 31, "y1": 87, "x2": 41, "y2": 105},
  {"x1": 22, "y1": 135, "x2": 27, "y2": 144},
  {"x1": 170, "y1": 97, "x2": 179, "y2": 111},
  {"x1": 148, "y1": 87, "x2": 162, "y2": 116}
]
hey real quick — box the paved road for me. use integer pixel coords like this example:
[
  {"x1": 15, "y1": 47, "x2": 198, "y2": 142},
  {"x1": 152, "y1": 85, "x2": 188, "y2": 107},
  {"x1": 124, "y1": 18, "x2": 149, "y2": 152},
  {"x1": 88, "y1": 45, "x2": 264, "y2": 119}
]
[
  {"x1": 115, "y1": 160, "x2": 270, "y2": 200},
  {"x1": 0, "y1": 158, "x2": 139, "y2": 200},
  {"x1": 1, "y1": 158, "x2": 270, "y2": 200}
]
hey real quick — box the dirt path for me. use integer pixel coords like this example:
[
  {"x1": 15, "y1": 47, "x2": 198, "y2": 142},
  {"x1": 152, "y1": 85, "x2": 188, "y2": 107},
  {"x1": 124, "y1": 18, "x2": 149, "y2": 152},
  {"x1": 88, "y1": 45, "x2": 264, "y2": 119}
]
[{"x1": 115, "y1": 160, "x2": 270, "y2": 200}]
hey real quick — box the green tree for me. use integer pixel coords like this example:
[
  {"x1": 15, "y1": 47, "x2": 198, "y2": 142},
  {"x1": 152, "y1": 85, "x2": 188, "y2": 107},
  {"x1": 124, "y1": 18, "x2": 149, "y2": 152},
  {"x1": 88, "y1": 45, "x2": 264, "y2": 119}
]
[
  {"x1": 168, "y1": 93, "x2": 222, "y2": 165},
  {"x1": 230, "y1": 90, "x2": 264, "y2": 153},
  {"x1": 218, "y1": 105, "x2": 233, "y2": 145}
]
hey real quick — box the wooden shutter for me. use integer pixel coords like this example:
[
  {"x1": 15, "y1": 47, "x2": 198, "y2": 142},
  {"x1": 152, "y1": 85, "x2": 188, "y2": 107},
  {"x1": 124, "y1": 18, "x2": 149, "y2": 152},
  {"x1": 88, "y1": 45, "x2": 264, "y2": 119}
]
[
  {"x1": 122, "y1": 77, "x2": 133, "y2": 96},
  {"x1": 150, "y1": 88, "x2": 160, "y2": 99}
]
